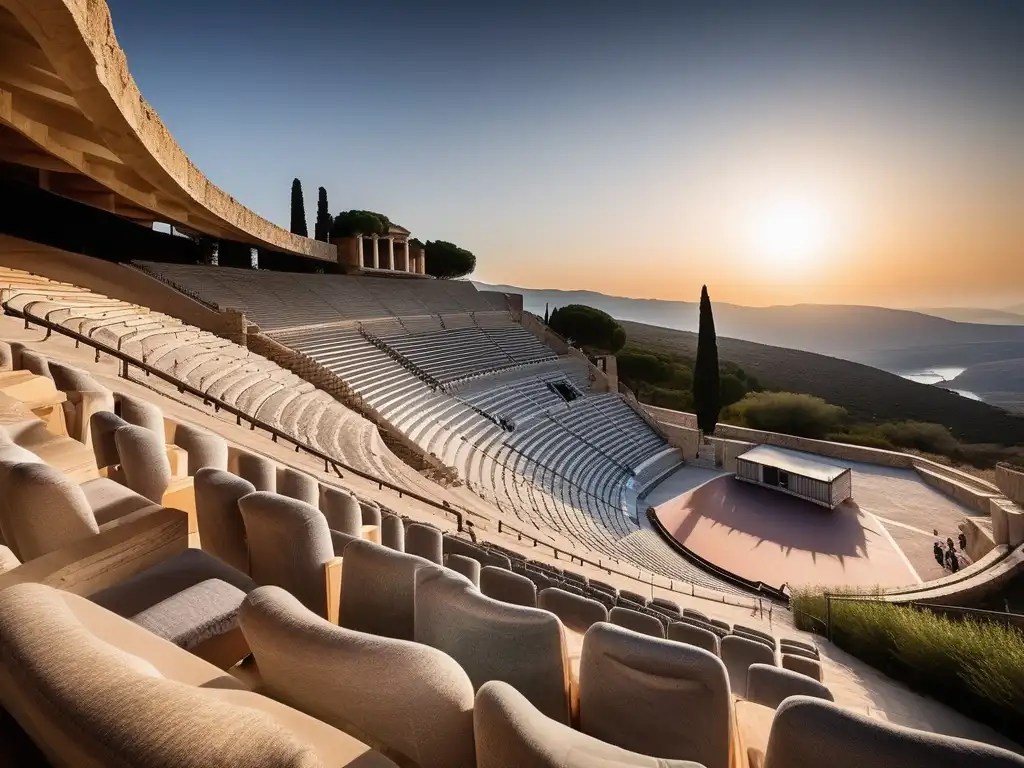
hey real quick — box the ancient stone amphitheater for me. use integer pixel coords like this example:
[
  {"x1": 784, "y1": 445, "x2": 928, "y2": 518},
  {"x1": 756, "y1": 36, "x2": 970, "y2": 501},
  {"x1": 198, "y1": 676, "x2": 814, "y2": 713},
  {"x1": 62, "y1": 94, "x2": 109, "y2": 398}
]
[{"x1": 0, "y1": 0, "x2": 1022, "y2": 764}]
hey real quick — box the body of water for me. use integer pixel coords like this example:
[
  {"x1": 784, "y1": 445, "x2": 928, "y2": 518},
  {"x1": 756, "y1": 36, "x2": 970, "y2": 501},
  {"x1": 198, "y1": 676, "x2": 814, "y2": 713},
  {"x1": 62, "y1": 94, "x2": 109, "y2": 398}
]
[{"x1": 898, "y1": 367, "x2": 983, "y2": 401}]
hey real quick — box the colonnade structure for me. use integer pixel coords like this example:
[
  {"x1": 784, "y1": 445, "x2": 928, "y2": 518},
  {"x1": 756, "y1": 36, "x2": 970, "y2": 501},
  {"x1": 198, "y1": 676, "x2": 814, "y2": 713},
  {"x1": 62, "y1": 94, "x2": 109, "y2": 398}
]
[
  {"x1": 0, "y1": 0, "x2": 430, "y2": 277},
  {"x1": 333, "y1": 225, "x2": 427, "y2": 275}
]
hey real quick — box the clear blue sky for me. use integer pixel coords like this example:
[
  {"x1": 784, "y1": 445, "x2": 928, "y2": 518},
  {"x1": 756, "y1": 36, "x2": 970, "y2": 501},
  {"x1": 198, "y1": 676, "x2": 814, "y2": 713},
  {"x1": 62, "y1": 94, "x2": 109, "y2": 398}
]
[{"x1": 108, "y1": 0, "x2": 1023, "y2": 308}]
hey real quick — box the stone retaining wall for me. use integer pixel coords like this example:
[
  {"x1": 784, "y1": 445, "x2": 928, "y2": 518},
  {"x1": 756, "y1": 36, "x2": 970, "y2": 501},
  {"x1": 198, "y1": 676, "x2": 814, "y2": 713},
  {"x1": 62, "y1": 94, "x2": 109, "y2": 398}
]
[{"x1": 997, "y1": 464, "x2": 1024, "y2": 506}]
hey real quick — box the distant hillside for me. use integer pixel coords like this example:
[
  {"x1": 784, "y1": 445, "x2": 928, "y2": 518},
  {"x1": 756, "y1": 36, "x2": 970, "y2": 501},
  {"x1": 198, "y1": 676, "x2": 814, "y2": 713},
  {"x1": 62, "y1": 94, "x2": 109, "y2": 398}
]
[
  {"x1": 476, "y1": 283, "x2": 1024, "y2": 370},
  {"x1": 917, "y1": 307, "x2": 1024, "y2": 326},
  {"x1": 949, "y1": 359, "x2": 1024, "y2": 393},
  {"x1": 618, "y1": 320, "x2": 1024, "y2": 446}
]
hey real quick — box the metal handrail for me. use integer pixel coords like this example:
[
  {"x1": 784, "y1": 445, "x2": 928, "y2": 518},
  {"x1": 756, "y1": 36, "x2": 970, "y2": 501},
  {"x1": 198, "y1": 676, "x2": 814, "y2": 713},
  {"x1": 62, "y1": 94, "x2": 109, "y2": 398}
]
[
  {"x1": 4, "y1": 298, "x2": 464, "y2": 532},
  {"x1": 819, "y1": 593, "x2": 1024, "y2": 640}
]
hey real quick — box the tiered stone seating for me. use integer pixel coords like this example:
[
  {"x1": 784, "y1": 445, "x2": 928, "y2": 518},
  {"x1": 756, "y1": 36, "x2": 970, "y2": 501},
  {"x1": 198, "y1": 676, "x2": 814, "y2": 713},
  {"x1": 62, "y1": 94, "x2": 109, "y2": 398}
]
[
  {"x1": 134, "y1": 262, "x2": 495, "y2": 330},
  {"x1": 0, "y1": 268, "x2": 406, "y2": 484}
]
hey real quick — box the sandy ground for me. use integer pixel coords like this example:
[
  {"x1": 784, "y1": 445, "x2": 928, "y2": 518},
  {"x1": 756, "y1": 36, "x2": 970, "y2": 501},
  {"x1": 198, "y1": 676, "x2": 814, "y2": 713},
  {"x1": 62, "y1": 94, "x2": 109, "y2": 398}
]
[
  {"x1": 847, "y1": 463, "x2": 981, "y2": 581},
  {"x1": 653, "y1": 475, "x2": 918, "y2": 590}
]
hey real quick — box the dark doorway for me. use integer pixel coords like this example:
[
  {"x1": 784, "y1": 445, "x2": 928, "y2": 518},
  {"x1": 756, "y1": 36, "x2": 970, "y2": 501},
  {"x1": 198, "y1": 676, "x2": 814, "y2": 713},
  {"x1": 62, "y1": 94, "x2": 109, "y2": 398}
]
[{"x1": 763, "y1": 466, "x2": 780, "y2": 487}]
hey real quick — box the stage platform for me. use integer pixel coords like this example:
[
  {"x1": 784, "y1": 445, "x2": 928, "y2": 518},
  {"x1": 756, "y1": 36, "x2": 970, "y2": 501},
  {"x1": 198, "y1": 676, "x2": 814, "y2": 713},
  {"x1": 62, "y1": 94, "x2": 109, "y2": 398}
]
[{"x1": 652, "y1": 475, "x2": 920, "y2": 590}]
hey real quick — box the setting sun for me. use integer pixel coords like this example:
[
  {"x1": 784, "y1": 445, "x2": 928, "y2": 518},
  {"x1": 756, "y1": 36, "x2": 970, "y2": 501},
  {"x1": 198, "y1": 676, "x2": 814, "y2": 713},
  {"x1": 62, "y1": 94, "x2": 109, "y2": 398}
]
[{"x1": 747, "y1": 197, "x2": 835, "y2": 269}]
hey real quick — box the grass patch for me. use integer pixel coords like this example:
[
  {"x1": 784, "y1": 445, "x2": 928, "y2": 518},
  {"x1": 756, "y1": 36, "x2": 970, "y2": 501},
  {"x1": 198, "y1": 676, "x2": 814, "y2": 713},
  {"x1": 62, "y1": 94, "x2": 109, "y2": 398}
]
[{"x1": 791, "y1": 589, "x2": 1024, "y2": 738}]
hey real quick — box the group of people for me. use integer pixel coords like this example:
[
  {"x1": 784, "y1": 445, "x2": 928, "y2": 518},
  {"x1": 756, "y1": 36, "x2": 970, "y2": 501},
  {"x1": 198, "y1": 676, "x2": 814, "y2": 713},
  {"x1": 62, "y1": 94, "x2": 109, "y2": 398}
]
[{"x1": 933, "y1": 531, "x2": 968, "y2": 573}]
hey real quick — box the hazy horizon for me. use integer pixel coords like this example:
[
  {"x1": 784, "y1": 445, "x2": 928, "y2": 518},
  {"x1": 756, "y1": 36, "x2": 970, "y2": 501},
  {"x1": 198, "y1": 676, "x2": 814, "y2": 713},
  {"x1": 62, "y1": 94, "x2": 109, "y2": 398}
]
[
  {"x1": 473, "y1": 281, "x2": 1024, "y2": 314},
  {"x1": 108, "y1": 0, "x2": 1023, "y2": 308}
]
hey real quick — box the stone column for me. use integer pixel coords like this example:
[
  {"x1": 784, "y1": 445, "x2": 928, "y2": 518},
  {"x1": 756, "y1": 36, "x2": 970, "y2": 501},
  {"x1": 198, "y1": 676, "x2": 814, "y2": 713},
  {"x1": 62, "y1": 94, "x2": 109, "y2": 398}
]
[
  {"x1": 403, "y1": 240, "x2": 411, "y2": 272},
  {"x1": 372, "y1": 235, "x2": 379, "y2": 269},
  {"x1": 356, "y1": 235, "x2": 363, "y2": 267},
  {"x1": 386, "y1": 237, "x2": 394, "y2": 270}
]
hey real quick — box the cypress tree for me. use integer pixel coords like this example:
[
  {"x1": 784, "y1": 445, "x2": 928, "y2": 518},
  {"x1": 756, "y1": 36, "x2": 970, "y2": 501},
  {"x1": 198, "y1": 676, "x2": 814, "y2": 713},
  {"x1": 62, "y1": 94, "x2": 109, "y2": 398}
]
[
  {"x1": 314, "y1": 186, "x2": 332, "y2": 242},
  {"x1": 544, "y1": 303, "x2": 550, "y2": 324},
  {"x1": 289, "y1": 178, "x2": 308, "y2": 237},
  {"x1": 693, "y1": 285, "x2": 721, "y2": 434}
]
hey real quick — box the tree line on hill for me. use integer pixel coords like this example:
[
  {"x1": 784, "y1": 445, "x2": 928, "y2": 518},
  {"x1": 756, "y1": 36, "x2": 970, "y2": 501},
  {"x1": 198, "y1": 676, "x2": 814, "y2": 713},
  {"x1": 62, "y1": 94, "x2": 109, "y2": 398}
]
[
  {"x1": 288, "y1": 179, "x2": 475, "y2": 279},
  {"x1": 544, "y1": 289, "x2": 1021, "y2": 470},
  {"x1": 544, "y1": 286, "x2": 730, "y2": 435}
]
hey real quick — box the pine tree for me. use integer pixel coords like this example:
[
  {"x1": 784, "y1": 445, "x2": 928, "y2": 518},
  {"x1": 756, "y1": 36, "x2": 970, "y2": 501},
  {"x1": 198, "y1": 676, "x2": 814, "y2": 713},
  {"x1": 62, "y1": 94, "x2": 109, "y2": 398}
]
[
  {"x1": 289, "y1": 178, "x2": 308, "y2": 237},
  {"x1": 693, "y1": 285, "x2": 721, "y2": 434},
  {"x1": 314, "y1": 186, "x2": 332, "y2": 242}
]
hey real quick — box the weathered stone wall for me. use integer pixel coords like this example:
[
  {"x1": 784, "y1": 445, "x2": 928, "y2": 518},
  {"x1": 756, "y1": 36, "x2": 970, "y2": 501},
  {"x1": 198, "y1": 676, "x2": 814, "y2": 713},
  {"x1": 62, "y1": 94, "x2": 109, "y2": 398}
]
[
  {"x1": 658, "y1": 423, "x2": 701, "y2": 460},
  {"x1": 219, "y1": 309, "x2": 249, "y2": 346},
  {"x1": 961, "y1": 517, "x2": 997, "y2": 561},
  {"x1": 712, "y1": 438, "x2": 757, "y2": 472},
  {"x1": 997, "y1": 464, "x2": 1024, "y2": 506},
  {"x1": 645, "y1": 405, "x2": 698, "y2": 430}
]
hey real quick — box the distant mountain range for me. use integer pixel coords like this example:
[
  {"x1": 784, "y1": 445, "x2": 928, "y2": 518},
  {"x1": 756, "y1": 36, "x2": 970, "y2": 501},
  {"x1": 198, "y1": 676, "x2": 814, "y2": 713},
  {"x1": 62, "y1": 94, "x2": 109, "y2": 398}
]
[
  {"x1": 475, "y1": 282, "x2": 1024, "y2": 372},
  {"x1": 916, "y1": 307, "x2": 1024, "y2": 326}
]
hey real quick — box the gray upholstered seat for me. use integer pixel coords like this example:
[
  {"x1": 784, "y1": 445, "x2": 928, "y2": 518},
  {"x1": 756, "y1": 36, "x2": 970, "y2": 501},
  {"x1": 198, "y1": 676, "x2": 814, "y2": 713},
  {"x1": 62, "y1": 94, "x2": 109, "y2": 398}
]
[
  {"x1": 0, "y1": 544, "x2": 20, "y2": 574},
  {"x1": 115, "y1": 392, "x2": 165, "y2": 435},
  {"x1": 406, "y1": 523, "x2": 443, "y2": 564},
  {"x1": 276, "y1": 467, "x2": 320, "y2": 507},
  {"x1": 416, "y1": 567, "x2": 570, "y2": 723},
  {"x1": 47, "y1": 362, "x2": 114, "y2": 448},
  {"x1": 320, "y1": 486, "x2": 362, "y2": 536},
  {"x1": 445, "y1": 553, "x2": 481, "y2": 586},
  {"x1": 779, "y1": 637, "x2": 818, "y2": 656},
  {"x1": 480, "y1": 566, "x2": 537, "y2": 607},
  {"x1": 0, "y1": 340, "x2": 12, "y2": 371},
  {"x1": 79, "y1": 476, "x2": 159, "y2": 525},
  {"x1": 580, "y1": 622, "x2": 731, "y2": 768},
  {"x1": 381, "y1": 514, "x2": 405, "y2": 552},
  {"x1": 609, "y1": 606, "x2": 665, "y2": 638},
  {"x1": 239, "y1": 491, "x2": 340, "y2": 618},
  {"x1": 667, "y1": 621, "x2": 721, "y2": 656},
  {"x1": 682, "y1": 608, "x2": 709, "y2": 622},
  {"x1": 721, "y1": 635, "x2": 777, "y2": 698},
  {"x1": 763, "y1": 696, "x2": 1024, "y2": 768},
  {"x1": 0, "y1": 461, "x2": 99, "y2": 560},
  {"x1": 340, "y1": 539, "x2": 440, "y2": 640},
  {"x1": 709, "y1": 618, "x2": 731, "y2": 633},
  {"x1": 114, "y1": 424, "x2": 172, "y2": 503},
  {"x1": 240, "y1": 586, "x2": 475, "y2": 768},
  {"x1": 746, "y1": 663, "x2": 833, "y2": 709},
  {"x1": 89, "y1": 409, "x2": 129, "y2": 470},
  {"x1": 779, "y1": 642, "x2": 819, "y2": 660},
  {"x1": 195, "y1": 468, "x2": 255, "y2": 573},
  {"x1": 651, "y1": 597, "x2": 681, "y2": 615},
  {"x1": 443, "y1": 534, "x2": 511, "y2": 569},
  {"x1": 359, "y1": 500, "x2": 382, "y2": 528},
  {"x1": 735, "y1": 624, "x2": 778, "y2": 649},
  {"x1": 18, "y1": 349, "x2": 51, "y2": 379},
  {"x1": 475, "y1": 681, "x2": 704, "y2": 768},
  {"x1": 230, "y1": 449, "x2": 277, "y2": 492},
  {"x1": 89, "y1": 548, "x2": 255, "y2": 649},
  {"x1": 733, "y1": 629, "x2": 776, "y2": 652},
  {"x1": 782, "y1": 653, "x2": 824, "y2": 682},
  {"x1": 0, "y1": 583, "x2": 398, "y2": 767},
  {"x1": 539, "y1": 588, "x2": 608, "y2": 632},
  {"x1": 169, "y1": 422, "x2": 229, "y2": 474}
]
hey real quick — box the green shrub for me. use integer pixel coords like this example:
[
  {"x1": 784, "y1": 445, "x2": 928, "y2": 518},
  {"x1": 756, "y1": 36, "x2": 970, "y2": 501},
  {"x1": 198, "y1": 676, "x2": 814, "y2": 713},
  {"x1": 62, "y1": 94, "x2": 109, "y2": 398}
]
[
  {"x1": 549, "y1": 305, "x2": 626, "y2": 355},
  {"x1": 791, "y1": 590, "x2": 1024, "y2": 737},
  {"x1": 723, "y1": 391, "x2": 847, "y2": 439},
  {"x1": 878, "y1": 420, "x2": 960, "y2": 455},
  {"x1": 332, "y1": 210, "x2": 392, "y2": 238}
]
